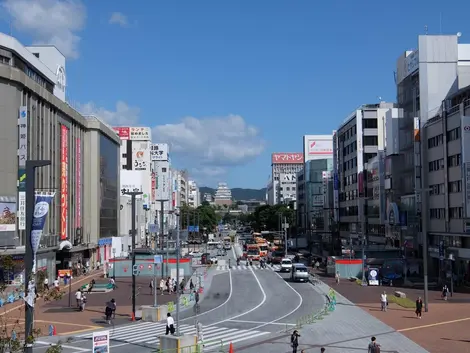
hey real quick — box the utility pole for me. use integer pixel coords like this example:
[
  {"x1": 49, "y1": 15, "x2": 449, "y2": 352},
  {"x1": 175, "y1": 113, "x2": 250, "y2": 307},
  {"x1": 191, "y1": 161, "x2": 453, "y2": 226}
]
[
  {"x1": 122, "y1": 189, "x2": 143, "y2": 321},
  {"x1": 24, "y1": 160, "x2": 51, "y2": 353},
  {"x1": 175, "y1": 209, "x2": 181, "y2": 335},
  {"x1": 156, "y1": 200, "x2": 167, "y2": 277},
  {"x1": 284, "y1": 216, "x2": 288, "y2": 257}
]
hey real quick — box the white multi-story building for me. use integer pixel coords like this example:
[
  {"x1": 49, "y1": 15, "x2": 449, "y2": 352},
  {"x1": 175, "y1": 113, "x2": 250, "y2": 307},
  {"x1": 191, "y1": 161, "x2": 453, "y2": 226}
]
[
  {"x1": 114, "y1": 127, "x2": 152, "y2": 244},
  {"x1": 214, "y1": 182, "x2": 232, "y2": 206},
  {"x1": 268, "y1": 153, "x2": 304, "y2": 204},
  {"x1": 188, "y1": 180, "x2": 200, "y2": 208}
]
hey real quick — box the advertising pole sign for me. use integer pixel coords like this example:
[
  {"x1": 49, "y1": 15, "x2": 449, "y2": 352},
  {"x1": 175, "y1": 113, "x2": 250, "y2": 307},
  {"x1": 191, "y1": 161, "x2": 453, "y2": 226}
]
[
  {"x1": 60, "y1": 125, "x2": 69, "y2": 240},
  {"x1": 76, "y1": 138, "x2": 81, "y2": 228},
  {"x1": 31, "y1": 192, "x2": 55, "y2": 273},
  {"x1": 18, "y1": 106, "x2": 28, "y2": 230},
  {"x1": 92, "y1": 331, "x2": 110, "y2": 353}
]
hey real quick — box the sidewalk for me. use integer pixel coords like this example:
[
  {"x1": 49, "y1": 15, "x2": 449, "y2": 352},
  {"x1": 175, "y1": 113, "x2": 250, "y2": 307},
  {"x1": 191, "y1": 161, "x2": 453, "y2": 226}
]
[
  {"x1": 238, "y1": 280, "x2": 429, "y2": 353},
  {"x1": 319, "y1": 274, "x2": 470, "y2": 352}
]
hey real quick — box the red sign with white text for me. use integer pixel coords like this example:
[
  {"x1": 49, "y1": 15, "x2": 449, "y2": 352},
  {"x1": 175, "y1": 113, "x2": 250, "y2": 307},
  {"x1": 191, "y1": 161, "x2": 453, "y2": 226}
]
[
  {"x1": 113, "y1": 126, "x2": 130, "y2": 140},
  {"x1": 271, "y1": 153, "x2": 304, "y2": 164},
  {"x1": 60, "y1": 125, "x2": 69, "y2": 240},
  {"x1": 172, "y1": 192, "x2": 176, "y2": 207},
  {"x1": 76, "y1": 138, "x2": 81, "y2": 228},
  {"x1": 151, "y1": 172, "x2": 156, "y2": 202}
]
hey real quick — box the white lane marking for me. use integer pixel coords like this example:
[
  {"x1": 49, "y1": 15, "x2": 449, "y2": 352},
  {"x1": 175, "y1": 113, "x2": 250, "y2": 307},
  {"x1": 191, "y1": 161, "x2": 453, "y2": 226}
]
[
  {"x1": 206, "y1": 262, "x2": 267, "y2": 327},
  {"x1": 35, "y1": 341, "x2": 88, "y2": 352},
  {"x1": 250, "y1": 272, "x2": 303, "y2": 331},
  {"x1": 229, "y1": 319, "x2": 296, "y2": 326},
  {"x1": 179, "y1": 267, "x2": 233, "y2": 323}
]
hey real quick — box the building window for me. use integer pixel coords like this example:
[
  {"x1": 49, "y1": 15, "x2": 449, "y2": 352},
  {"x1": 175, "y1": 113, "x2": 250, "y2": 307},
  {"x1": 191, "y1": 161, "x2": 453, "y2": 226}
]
[
  {"x1": 447, "y1": 127, "x2": 460, "y2": 142},
  {"x1": 448, "y1": 180, "x2": 462, "y2": 193},
  {"x1": 430, "y1": 208, "x2": 445, "y2": 219},
  {"x1": 427, "y1": 134, "x2": 444, "y2": 148},
  {"x1": 429, "y1": 159, "x2": 445, "y2": 172},
  {"x1": 430, "y1": 183, "x2": 444, "y2": 195},
  {"x1": 449, "y1": 207, "x2": 463, "y2": 219},
  {"x1": 447, "y1": 154, "x2": 461, "y2": 168}
]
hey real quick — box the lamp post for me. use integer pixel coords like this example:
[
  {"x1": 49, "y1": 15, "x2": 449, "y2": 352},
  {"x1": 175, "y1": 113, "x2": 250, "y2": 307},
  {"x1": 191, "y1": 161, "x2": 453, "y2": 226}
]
[
  {"x1": 112, "y1": 248, "x2": 116, "y2": 279},
  {"x1": 24, "y1": 160, "x2": 51, "y2": 353},
  {"x1": 175, "y1": 209, "x2": 181, "y2": 336},
  {"x1": 68, "y1": 262, "x2": 72, "y2": 307},
  {"x1": 122, "y1": 189, "x2": 143, "y2": 321}
]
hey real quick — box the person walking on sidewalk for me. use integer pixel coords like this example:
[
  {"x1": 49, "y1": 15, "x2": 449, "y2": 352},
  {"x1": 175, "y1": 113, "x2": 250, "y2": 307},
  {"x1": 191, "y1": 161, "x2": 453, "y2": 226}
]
[
  {"x1": 290, "y1": 330, "x2": 300, "y2": 353},
  {"x1": 149, "y1": 279, "x2": 154, "y2": 295},
  {"x1": 415, "y1": 296, "x2": 423, "y2": 319},
  {"x1": 380, "y1": 291, "x2": 387, "y2": 312},
  {"x1": 160, "y1": 278, "x2": 165, "y2": 295},
  {"x1": 166, "y1": 313, "x2": 175, "y2": 335},
  {"x1": 189, "y1": 278, "x2": 194, "y2": 291},
  {"x1": 335, "y1": 271, "x2": 340, "y2": 285},
  {"x1": 368, "y1": 336, "x2": 381, "y2": 353},
  {"x1": 442, "y1": 285, "x2": 449, "y2": 300},
  {"x1": 75, "y1": 289, "x2": 82, "y2": 308}
]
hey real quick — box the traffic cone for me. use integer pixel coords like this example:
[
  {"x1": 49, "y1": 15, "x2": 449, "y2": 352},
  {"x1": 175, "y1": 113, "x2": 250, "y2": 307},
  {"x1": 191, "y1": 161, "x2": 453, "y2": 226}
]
[
  {"x1": 131, "y1": 312, "x2": 135, "y2": 321},
  {"x1": 229, "y1": 342, "x2": 234, "y2": 353}
]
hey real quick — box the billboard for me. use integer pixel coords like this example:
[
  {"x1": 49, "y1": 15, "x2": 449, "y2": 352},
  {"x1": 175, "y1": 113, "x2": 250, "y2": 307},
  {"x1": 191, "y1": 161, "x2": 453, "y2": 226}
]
[
  {"x1": 113, "y1": 126, "x2": 151, "y2": 140},
  {"x1": 60, "y1": 125, "x2": 69, "y2": 240},
  {"x1": 113, "y1": 127, "x2": 130, "y2": 140},
  {"x1": 132, "y1": 141, "x2": 150, "y2": 171},
  {"x1": 76, "y1": 138, "x2": 81, "y2": 228},
  {"x1": 156, "y1": 161, "x2": 170, "y2": 201},
  {"x1": 0, "y1": 201, "x2": 16, "y2": 232},
  {"x1": 303, "y1": 135, "x2": 333, "y2": 162},
  {"x1": 271, "y1": 153, "x2": 303, "y2": 164},
  {"x1": 462, "y1": 116, "x2": 470, "y2": 218},
  {"x1": 150, "y1": 143, "x2": 169, "y2": 161},
  {"x1": 120, "y1": 170, "x2": 143, "y2": 192},
  {"x1": 151, "y1": 172, "x2": 156, "y2": 202}
]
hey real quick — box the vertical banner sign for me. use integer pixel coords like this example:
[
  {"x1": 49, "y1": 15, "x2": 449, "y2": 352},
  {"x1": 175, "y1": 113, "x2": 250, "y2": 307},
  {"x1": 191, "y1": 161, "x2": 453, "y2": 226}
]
[
  {"x1": 18, "y1": 192, "x2": 26, "y2": 230},
  {"x1": 92, "y1": 331, "x2": 110, "y2": 353},
  {"x1": 76, "y1": 138, "x2": 81, "y2": 228},
  {"x1": 461, "y1": 116, "x2": 470, "y2": 218},
  {"x1": 151, "y1": 172, "x2": 156, "y2": 202},
  {"x1": 60, "y1": 125, "x2": 69, "y2": 240},
  {"x1": 31, "y1": 192, "x2": 55, "y2": 273},
  {"x1": 18, "y1": 106, "x2": 28, "y2": 230}
]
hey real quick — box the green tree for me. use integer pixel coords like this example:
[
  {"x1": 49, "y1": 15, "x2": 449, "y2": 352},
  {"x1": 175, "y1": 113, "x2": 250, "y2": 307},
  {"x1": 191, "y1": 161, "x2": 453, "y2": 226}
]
[
  {"x1": 251, "y1": 204, "x2": 294, "y2": 231},
  {"x1": 196, "y1": 203, "x2": 218, "y2": 231}
]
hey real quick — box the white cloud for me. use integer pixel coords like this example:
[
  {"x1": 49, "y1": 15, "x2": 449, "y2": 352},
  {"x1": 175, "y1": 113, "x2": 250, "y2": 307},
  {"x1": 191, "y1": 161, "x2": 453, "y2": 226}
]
[
  {"x1": 109, "y1": 12, "x2": 128, "y2": 27},
  {"x1": 153, "y1": 115, "x2": 265, "y2": 166},
  {"x1": 78, "y1": 101, "x2": 140, "y2": 126},
  {"x1": 2, "y1": 0, "x2": 86, "y2": 59},
  {"x1": 192, "y1": 166, "x2": 227, "y2": 177}
]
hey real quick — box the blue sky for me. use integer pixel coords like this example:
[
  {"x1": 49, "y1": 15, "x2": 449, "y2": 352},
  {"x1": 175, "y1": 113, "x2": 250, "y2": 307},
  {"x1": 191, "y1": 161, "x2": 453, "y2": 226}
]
[{"x1": 2, "y1": 0, "x2": 470, "y2": 189}]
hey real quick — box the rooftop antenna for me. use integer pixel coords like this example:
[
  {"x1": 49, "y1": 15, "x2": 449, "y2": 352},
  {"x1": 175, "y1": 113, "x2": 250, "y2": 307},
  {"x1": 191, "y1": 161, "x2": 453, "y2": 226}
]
[{"x1": 424, "y1": 25, "x2": 428, "y2": 35}]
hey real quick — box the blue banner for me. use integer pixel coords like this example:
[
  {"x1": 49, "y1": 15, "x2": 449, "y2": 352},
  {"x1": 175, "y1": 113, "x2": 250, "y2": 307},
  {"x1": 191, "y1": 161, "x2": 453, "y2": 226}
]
[{"x1": 31, "y1": 193, "x2": 55, "y2": 272}]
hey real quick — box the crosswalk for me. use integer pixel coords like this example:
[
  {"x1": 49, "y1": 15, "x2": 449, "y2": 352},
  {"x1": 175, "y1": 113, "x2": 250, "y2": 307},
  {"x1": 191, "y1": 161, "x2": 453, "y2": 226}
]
[
  {"x1": 216, "y1": 264, "x2": 282, "y2": 271},
  {"x1": 76, "y1": 321, "x2": 270, "y2": 350}
]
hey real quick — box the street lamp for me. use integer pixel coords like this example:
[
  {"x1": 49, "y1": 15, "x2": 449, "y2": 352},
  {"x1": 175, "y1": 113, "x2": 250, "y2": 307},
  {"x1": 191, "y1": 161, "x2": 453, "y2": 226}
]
[
  {"x1": 67, "y1": 262, "x2": 73, "y2": 307},
  {"x1": 175, "y1": 209, "x2": 181, "y2": 336},
  {"x1": 122, "y1": 188, "x2": 143, "y2": 321},
  {"x1": 24, "y1": 159, "x2": 51, "y2": 353},
  {"x1": 112, "y1": 248, "x2": 116, "y2": 279}
]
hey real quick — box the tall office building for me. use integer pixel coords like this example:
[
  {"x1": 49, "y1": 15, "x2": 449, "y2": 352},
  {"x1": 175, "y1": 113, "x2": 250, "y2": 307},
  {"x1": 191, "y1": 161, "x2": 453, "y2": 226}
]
[
  {"x1": 188, "y1": 180, "x2": 200, "y2": 208},
  {"x1": 268, "y1": 153, "x2": 304, "y2": 205}
]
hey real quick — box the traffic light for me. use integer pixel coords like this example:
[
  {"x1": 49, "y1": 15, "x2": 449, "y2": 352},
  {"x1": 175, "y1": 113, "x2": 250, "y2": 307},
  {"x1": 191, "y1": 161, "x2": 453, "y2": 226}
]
[{"x1": 132, "y1": 264, "x2": 139, "y2": 276}]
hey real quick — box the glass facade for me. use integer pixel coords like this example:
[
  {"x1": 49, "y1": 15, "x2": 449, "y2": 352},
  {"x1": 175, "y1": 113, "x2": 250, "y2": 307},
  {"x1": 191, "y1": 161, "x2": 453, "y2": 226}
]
[
  {"x1": 99, "y1": 134, "x2": 119, "y2": 238},
  {"x1": 305, "y1": 158, "x2": 333, "y2": 224}
]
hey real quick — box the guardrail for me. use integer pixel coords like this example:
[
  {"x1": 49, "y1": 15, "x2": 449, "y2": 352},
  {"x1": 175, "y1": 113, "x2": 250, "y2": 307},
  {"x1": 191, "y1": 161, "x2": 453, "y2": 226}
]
[
  {"x1": 154, "y1": 339, "x2": 232, "y2": 353},
  {"x1": 294, "y1": 276, "x2": 337, "y2": 330}
]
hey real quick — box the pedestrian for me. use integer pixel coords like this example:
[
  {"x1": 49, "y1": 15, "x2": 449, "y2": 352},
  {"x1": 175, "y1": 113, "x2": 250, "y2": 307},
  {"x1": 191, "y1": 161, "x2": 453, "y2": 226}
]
[
  {"x1": 196, "y1": 321, "x2": 204, "y2": 346},
  {"x1": 415, "y1": 296, "x2": 423, "y2": 319},
  {"x1": 290, "y1": 330, "x2": 300, "y2": 353},
  {"x1": 380, "y1": 291, "x2": 387, "y2": 312},
  {"x1": 43, "y1": 277, "x2": 49, "y2": 291},
  {"x1": 335, "y1": 271, "x2": 340, "y2": 285},
  {"x1": 166, "y1": 277, "x2": 171, "y2": 293},
  {"x1": 189, "y1": 278, "x2": 194, "y2": 291},
  {"x1": 149, "y1": 279, "x2": 154, "y2": 295},
  {"x1": 194, "y1": 290, "x2": 200, "y2": 304},
  {"x1": 75, "y1": 289, "x2": 82, "y2": 308},
  {"x1": 53, "y1": 277, "x2": 60, "y2": 291},
  {"x1": 368, "y1": 336, "x2": 380, "y2": 353},
  {"x1": 321, "y1": 348, "x2": 326, "y2": 353},
  {"x1": 442, "y1": 285, "x2": 449, "y2": 300},
  {"x1": 80, "y1": 294, "x2": 87, "y2": 312},
  {"x1": 314, "y1": 260, "x2": 320, "y2": 271},
  {"x1": 160, "y1": 278, "x2": 165, "y2": 295},
  {"x1": 180, "y1": 278, "x2": 186, "y2": 294},
  {"x1": 166, "y1": 313, "x2": 175, "y2": 335},
  {"x1": 105, "y1": 299, "x2": 116, "y2": 324},
  {"x1": 88, "y1": 279, "x2": 95, "y2": 294}
]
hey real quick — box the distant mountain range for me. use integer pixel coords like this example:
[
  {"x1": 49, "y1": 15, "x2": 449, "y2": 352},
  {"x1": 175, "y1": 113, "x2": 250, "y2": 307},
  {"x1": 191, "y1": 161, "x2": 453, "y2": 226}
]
[{"x1": 199, "y1": 186, "x2": 266, "y2": 201}]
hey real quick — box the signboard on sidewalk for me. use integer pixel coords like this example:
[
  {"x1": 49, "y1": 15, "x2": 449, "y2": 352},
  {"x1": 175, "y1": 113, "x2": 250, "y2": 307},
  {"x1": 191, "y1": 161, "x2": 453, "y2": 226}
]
[
  {"x1": 92, "y1": 330, "x2": 110, "y2": 353},
  {"x1": 154, "y1": 255, "x2": 163, "y2": 264}
]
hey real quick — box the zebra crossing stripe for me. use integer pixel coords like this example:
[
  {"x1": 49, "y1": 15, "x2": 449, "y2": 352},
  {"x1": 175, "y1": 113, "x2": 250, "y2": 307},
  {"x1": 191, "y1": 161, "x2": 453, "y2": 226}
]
[
  {"x1": 217, "y1": 265, "x2": 281, "y2": 271},
  {"x1": 76, "y1": 321, "x2": 269, "y2": 348}
]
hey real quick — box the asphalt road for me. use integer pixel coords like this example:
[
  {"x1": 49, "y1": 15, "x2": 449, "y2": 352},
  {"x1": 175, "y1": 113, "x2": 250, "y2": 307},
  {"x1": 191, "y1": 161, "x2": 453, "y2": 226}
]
[{"x1": 33, "y1": 246, "x2": 324, "y2": 352}]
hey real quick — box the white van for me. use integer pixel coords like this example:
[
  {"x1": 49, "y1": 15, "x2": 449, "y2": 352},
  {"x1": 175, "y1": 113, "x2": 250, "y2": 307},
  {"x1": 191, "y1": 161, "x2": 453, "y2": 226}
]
[{"x1": 291, "y1": 263, "x2": 309, "y2": 282}]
